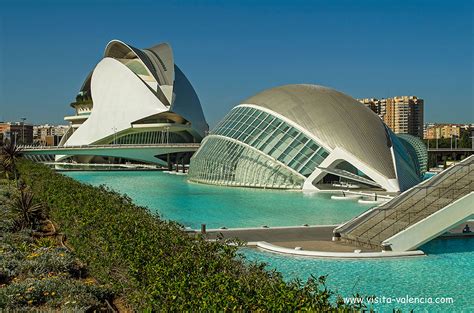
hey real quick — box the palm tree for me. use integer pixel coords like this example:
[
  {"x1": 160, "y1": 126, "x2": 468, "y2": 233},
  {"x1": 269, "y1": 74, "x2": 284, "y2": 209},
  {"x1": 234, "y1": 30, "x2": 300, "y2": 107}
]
[
  {"x1": 1, "y1": 141, "x2": 23, "y2": 182},
  {"x1": 12, "y1": 187, "x2": 44, "y2": 230},
  {"x1": 0, "y1": 156, "x2": 14, "y2": 180}
]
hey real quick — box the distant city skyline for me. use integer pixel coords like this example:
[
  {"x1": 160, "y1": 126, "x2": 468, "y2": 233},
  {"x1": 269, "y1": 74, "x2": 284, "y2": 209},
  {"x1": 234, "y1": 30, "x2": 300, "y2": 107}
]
[{"x1": 0, "y1": 0, "x2": 472, "y2": 127}]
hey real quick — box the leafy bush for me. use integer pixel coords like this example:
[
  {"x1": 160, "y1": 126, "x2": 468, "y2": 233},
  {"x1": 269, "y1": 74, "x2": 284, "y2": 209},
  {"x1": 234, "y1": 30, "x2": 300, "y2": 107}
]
[
  {"x1": 0, "y1": 276, "x2": 112, "y2": 310},
  {"x1": 10, "y1": 187, "x2": 45, "y2": 231},
  {"x1": 0, "y1": 229, "x2": 83, "y2": 279},
  {"x1": 0, "y1": 230, "x2": 35, "y2": 283},
  {"x1": 16, "y1": 160, "x2": 356, "y2": 311},
  {"x1": 0, "y1": 205, "x2": 111, "y2": 311},
  {"x1": 21, "y1": 247, "x2": 86, "y2": 278}
]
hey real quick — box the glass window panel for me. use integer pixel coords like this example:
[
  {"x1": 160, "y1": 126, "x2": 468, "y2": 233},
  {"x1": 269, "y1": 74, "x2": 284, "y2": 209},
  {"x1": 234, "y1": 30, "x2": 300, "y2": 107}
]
[
  {"x1": 200, "y1": 106, "x2": 328, "y2": 185},
  {"x1": 257, "y1": 126, "x2": 280, "y2": 151},
  {"x1": 236, "y1": 110, "x2": 264, "y2": 142}
]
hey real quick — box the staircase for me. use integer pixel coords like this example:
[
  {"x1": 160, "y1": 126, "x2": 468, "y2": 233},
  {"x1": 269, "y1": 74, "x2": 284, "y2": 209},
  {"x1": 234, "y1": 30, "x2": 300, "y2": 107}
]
[{"x1": 334, "y1": 155, "x2": 474, "y2": 250}]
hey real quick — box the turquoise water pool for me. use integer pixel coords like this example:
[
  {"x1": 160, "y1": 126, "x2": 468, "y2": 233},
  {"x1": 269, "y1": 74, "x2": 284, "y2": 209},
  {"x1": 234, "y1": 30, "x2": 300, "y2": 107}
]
[
  {"x1": 423, "y1": 172, "x2": 437, "y2": 180},
  {"x1": 64, "y1": 171, "x2": 373, "y2": 229},
  {"x1": 242, "y1": 238, "x2": 474, "y2": 312}
]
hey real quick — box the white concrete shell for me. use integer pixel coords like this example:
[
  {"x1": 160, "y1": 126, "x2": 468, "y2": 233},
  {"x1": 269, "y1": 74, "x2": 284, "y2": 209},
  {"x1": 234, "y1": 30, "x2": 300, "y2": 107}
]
[
  {"x1": 58, "y1": 39, "x2": 208, "y2": 164},
  {"x1": 64, "y1": 57, "x2": 168, "y2": 146},
  {"x1": 242, "y1": 85, "x2": 396, "y2": 179},
  {"x1": 189, "y1": 84, "x2": 422, "y2": 192}
]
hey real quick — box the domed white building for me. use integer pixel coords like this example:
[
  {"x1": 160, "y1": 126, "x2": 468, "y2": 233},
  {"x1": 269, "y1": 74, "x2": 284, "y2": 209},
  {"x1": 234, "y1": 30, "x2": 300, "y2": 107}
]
[
  {"x1": 188, "y1": 84, "x2": 426, "y2": 192},
  {"x1": 57, "y1": 39, "x2": 208, "y2": 165}
]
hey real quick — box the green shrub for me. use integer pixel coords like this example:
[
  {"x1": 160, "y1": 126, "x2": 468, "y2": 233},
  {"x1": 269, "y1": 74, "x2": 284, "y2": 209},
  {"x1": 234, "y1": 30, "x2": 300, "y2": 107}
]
[
  {"x1": 0, "y1": 230, "x2": 34, "y2": 283},
  {"x1": 16, "y1": 160, "x2": 356, "y2": 311},
  {"x1": 20, "y1": 247, "x2": 86, "y2": 278},
  {"x1": 0, "y1": 216, "x2": 111, "y2": 310},
  {"x1": 0, "y1": 230, "x2": 83, "y2": 281},
  {"x1": 32, "y1": 237, "x2": 57, "y2": 249},
  {"x1": 0, "y1": 276, "x2": 112, "y2": 310},
  {"x1": 10, "y1": 187, "x2": 45, "y2": 231}
]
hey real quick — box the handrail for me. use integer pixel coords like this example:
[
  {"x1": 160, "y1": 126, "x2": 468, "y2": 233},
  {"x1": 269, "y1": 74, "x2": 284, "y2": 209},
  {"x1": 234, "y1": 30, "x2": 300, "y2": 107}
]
[
  {"x1": 367, "y1": 159, "x2": 470, "y2": 217},
  {"x1": 382, "y1": 167, "x2": 470, "y2": 217},
  {"x1": 368, "y1": 172, "x2": 470, "y2": 240},
  {"x1": 336, "y1": 157, "x2": 474, "y2": 233},
  {"x1": 368, "y1": 169, "x2": 471, "y2": 236},
  {"x1": 407, "y1": 182, "x2": 471, "y2": 218},
  {"x1": 364, "y1": 165, "x2": 472, "y2": 242},
  {"x1": 338, "y1": 156, "x2": 473, "y2": 243},
  {"x1": 376, "y1": 159, "x2": 472, "y2": 210},
  {"x1": 20, "y1": 143, "x2": 201, "y2": 150},
  {"x1": 427, "y1": 148, "x2": 474, "y2": 152}
]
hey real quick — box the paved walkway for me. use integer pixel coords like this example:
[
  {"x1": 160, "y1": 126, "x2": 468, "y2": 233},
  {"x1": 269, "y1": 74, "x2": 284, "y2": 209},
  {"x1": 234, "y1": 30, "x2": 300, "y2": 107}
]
[
  {"x1": 201, "y1": 221, "x2": 474, "y2": 254},
  {"x1": 203, "y1": 225, "x2": 376, "y2": 252},
  {"x1": 205, "y1": 225, "x2": 336, "y2": 242}
]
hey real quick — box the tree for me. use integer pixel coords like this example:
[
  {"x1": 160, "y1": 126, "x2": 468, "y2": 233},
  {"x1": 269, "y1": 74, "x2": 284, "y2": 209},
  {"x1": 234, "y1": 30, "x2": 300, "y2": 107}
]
[
  {"x1": 459, "y1": 131, "x2": 471, "y2": 149},
  {"x1": 11, "y1": 187, "x2": 45, "y2": 230},
  {"x1": 0, "y1": 141, "x2": 23, "y2": 182}
]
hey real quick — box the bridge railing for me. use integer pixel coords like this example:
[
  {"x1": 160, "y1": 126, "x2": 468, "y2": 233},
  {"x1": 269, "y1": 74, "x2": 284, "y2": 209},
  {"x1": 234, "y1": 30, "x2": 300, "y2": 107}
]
[
  {"x1": 427, "y1": 148, "x2": 474, "y2": 152},
  {"x1": 20, "y1": 143, "x2": 201, "y2": 150}
]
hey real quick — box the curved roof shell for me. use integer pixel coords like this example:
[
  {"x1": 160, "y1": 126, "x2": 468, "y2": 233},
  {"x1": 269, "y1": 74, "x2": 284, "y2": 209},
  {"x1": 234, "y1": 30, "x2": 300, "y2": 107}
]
[
  {"x1": 241, "y1": 84, "x2": 396, "y2": 179},
  {"x1": 102, "y1": 39, "x2": 208, "y2": 137},
  {"x1": 63, "y1": 39, "x2": 208, "y2": 149}
]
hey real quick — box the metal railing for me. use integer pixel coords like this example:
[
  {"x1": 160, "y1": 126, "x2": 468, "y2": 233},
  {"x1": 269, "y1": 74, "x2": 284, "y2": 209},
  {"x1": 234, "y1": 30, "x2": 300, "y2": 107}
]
[
  {"x1": 20, "y1": 143, "x2": 201, "y2": 150},
  {"x1": 366, "y1": 169, "x2": 472, "y2": 244},
  {"x1": 339, "y1": 155, "x2": 474, "y2": 246},
  {"x1": 427, "y1": 148, "x2": 474, "y2": 152}
]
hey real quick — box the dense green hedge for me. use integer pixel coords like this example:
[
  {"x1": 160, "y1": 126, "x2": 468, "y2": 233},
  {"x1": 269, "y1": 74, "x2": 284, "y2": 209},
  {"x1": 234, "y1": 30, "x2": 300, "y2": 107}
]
[{"x1": 17, "y1": 160, "x2": 354, "y2": 310}]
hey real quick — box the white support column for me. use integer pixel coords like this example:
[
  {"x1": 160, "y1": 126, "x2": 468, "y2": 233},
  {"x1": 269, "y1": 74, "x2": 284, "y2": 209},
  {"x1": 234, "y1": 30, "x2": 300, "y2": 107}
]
[{"x1": 303, "y1": 147, "x2": 400, "y2": 192}]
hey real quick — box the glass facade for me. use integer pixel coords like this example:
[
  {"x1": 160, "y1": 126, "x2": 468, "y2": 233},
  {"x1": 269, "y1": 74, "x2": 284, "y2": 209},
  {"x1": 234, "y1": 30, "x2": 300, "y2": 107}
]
[
  {"x1": 189, "y1": 105, "x2": 331, "y2": 189},
  {"x1": 188, "y1": 136, "x2": 304, "y2": 189},
  {"x1": 390, "y1": 133, "x2": 422, "y2": 191},
  {"x1": 123, "y1": 59, "x2": 150, "y2": 76},
  {"x1": 397, "y1": 134, "x2": 428, "y2": 178},
  {"x1": 113, "y1": 131, "x2": 186, "y2": 145},
  {"x1": 211, "y1": 106, "x2": 329, "y2": 177}
]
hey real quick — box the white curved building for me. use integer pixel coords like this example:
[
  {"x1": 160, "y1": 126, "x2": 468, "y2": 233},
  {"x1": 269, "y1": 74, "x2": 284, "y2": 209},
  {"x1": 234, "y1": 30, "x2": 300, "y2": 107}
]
[
  {"x1": 188, "y1": 84, "x2": 426, "y2": 192},
  {"x1": 58, "y1": 39, "x2": 208, "y2": 165}
]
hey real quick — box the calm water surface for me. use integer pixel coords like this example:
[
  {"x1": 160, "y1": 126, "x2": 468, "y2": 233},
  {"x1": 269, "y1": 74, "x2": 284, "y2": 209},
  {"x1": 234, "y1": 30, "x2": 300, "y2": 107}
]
[
  {"x1": 242, "y1": 239, "x2": 474, "y2": 312},
  {"x1": 64, "y1": 171, "x2": 373, "y2": 229}
]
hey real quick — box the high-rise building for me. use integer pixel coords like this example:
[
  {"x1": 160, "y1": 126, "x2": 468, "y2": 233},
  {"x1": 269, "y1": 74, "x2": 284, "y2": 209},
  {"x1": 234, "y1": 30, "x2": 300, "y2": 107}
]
[
  {"x1": 358, "y1": 96, "x2": 424, "y2": 138},
  {"x1": 358, "y1": 98, "x2": 384, "y2": 119}
]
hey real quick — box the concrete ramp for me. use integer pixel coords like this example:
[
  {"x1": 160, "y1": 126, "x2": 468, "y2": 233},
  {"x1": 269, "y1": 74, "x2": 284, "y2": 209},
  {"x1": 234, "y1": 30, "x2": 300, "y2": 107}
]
[
  {"x1": 382, "y1": 192, "x2": 473, "y2": 251},
  {"x1": 334, "y1": 155, "x2": 474, "y2": 250}
]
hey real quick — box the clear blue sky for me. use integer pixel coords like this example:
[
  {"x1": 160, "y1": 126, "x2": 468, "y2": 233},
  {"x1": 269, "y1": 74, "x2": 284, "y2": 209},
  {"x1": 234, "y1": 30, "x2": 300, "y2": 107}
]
[{"x1": 0, "y1": 0, "x2": 472, "y2": 127}]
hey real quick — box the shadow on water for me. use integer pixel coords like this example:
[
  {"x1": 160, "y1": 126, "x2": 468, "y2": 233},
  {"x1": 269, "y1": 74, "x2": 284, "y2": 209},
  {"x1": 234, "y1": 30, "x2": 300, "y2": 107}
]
[{"x1": 420, "y1": 237, "x2": 474, "y2": 254}]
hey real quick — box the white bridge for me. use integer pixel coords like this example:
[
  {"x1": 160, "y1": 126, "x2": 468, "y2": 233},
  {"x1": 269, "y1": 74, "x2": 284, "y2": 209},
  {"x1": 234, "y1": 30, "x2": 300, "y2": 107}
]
[{"x1": 20, "y1": 143, "x2": 201, "y2": 165}]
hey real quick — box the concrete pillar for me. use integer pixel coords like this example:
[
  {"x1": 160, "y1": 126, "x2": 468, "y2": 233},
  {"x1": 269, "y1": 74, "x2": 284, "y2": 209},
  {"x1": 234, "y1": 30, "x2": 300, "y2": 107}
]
[
  {"x1": 175, "y1": 153, "x2": 180, "y2": 172},
  {"x1": 167, "y1": 153, "x2": 172, "y2": 171}
]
